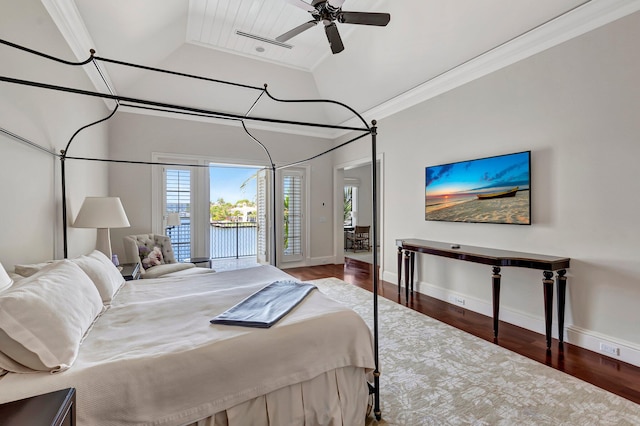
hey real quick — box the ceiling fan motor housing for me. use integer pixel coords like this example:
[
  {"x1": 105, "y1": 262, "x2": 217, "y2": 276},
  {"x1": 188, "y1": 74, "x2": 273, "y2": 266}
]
[{"x1": 311, "y1": 1, "x2": 341, "y2": 22}]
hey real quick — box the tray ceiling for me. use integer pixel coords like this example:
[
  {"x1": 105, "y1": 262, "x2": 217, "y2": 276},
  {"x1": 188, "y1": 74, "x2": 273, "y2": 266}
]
[{"x1": 38, "y1": 0, "x2": 640, "y2": 136}]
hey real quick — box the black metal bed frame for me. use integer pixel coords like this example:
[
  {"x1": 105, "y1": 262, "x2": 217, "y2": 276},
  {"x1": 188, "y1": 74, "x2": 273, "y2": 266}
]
[{"x1": 0, "y1": 38, "x2": 382, "y2": 420}]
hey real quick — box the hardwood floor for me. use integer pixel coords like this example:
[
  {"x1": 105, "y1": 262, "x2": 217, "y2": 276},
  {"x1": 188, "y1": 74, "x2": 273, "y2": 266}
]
[{"x1": 286, "y1": 258, "x2": 640, "y2": 406}]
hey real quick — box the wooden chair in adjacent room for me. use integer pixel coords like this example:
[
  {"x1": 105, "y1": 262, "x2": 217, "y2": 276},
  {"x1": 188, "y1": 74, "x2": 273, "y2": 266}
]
[{"x1": 346, "y1": 225, "x2": 371, "y2": 252}]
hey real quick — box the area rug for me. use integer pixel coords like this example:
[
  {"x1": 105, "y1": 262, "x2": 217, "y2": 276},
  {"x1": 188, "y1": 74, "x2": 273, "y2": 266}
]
[{"x1": 309, "y1": 277, "x2": 640, "y2": 425}]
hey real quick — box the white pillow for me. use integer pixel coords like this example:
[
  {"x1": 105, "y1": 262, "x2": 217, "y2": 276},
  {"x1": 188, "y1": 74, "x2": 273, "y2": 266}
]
[
  {"x1": 72, "y1": 250, "x2": 125, "y2": 305},
  {"x1": 13, "y1": 261, "x2": 58, "y2": 277},
  {"x1": 8, "y1": 272, "x2": 23, "y2": 284},
  {"x1": 0, "y1": 260, "x2": 104, "y2": 373}
]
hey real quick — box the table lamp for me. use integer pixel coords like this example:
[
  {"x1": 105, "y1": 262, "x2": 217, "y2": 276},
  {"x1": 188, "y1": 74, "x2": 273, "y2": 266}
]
[
  {"x1": 166, "y1": 212, "x2": 181, "y2": 228},
  {"x1": 73, "y1": 197, "x2": 130, "y2": 259}
]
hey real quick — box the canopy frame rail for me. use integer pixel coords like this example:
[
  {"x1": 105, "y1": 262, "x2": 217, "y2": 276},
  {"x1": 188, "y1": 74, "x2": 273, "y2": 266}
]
[{"x1": 0, "y1": 38, "x2": 382, "y2": 421}]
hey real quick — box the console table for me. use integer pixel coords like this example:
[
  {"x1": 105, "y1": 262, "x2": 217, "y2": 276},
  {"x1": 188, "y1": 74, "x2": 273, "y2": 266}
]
[{"x1": 396, "y1": 239, "x2": 570, "y2": 350}]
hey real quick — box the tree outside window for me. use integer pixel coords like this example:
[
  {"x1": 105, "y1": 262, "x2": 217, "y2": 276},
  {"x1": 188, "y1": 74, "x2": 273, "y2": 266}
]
[{"x1": 344, "y1": 186, "x2": 357, "y2": 227}]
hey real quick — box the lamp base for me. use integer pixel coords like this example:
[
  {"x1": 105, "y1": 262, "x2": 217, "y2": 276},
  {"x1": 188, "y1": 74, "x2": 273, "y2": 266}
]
[{"x1": 96, "y1": 228, "x2": 112, "y2": 259}]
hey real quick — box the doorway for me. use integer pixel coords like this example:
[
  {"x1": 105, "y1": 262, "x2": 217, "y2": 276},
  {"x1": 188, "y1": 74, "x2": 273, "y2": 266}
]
[
  {"x1": 209, "y1": 164, "x2": 261, "y2": 261},
  {"x1": 335, "y1": 156, "x2": 383, "y2": 268}
]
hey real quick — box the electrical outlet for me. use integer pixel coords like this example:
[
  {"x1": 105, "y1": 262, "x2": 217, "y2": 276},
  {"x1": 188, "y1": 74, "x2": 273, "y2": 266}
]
[
  {"x1": 599, "y1": 343, "x2": 620, "y2": 356},
  {"x1": 448, "y1": 295, "x2": 465, "y2": 306}
]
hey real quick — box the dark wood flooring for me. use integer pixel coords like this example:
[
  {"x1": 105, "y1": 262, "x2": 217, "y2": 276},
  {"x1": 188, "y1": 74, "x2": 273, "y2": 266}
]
[{"x1": 286, "y1": 258, "x2": 640, "y2": 406}]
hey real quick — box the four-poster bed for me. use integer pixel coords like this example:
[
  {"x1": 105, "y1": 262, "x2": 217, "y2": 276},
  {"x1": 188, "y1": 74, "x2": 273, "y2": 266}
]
[{"x1": 0, "y1": 38, "x2": 383, "y2": 423}]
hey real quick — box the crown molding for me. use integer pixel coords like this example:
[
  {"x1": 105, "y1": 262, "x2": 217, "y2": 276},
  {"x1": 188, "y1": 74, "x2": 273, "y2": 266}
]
[
  {"x1": 339, "y1": 0, "x2": 640, "y2": 132},
  {"x1": 43, "y1": 0, "x2": 640, "y2": 139},
  {"x1": 41, "y1": 0, "x2": 116, "y2": 107}
]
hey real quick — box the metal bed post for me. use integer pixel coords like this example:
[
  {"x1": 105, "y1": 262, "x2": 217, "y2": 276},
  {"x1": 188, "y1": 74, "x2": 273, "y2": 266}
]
[{"x1": 370, "y1": 120, "x2": 381, "y2": 420}]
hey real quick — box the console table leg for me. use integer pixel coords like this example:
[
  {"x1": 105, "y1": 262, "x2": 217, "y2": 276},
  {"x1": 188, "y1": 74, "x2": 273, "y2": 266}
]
[
  {"x1": 492, "y1": 266, "x2": 501, "y2": 338},
  {"x1": 543, "y1": 271, "x2": 554, "y2": 350},
  {"x1": 403, "y1": 250, "x2": 411, "y2": 303},
  {"x1": 397, "y1": 246, "x2": 403, "y2": 297},
  {"x1": 556, "y1": 269, "x2": 567, "y2": 344},
  {"x1": 410, "y1": 252, "x2": 415, "y2": 295}
]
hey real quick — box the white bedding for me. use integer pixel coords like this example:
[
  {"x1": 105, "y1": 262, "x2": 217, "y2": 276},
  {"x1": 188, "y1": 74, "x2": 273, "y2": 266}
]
[{"x1": 0, "y1": 265, "x2": 375, "y2": 425}]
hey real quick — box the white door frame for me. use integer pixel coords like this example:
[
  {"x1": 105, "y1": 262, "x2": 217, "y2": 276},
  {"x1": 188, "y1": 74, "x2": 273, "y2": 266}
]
[{"x1": 333, "y1": 153, "x2": 384, "y2": 276}]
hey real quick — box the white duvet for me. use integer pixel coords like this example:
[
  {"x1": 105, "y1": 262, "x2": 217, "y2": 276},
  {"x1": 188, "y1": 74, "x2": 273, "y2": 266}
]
[{"x1": 0, "y1": 265, "x2": 375, "y2": 425}]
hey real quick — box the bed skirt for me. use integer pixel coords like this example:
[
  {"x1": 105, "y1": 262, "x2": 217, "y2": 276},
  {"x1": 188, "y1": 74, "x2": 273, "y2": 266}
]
[{"x1": 189, "y1": 366, "x2": 369, "y2": 426}]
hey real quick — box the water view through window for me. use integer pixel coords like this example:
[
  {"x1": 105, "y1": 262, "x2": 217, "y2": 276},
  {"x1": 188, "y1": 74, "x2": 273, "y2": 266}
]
[{"x1": 209, "y1": 165, "x2": 260, "y2": 259}]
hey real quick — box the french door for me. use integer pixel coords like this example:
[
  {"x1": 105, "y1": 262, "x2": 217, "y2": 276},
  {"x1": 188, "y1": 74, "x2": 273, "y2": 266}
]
[{"x1": 155, "y1": 156, "x2": 307, "y2": 266}]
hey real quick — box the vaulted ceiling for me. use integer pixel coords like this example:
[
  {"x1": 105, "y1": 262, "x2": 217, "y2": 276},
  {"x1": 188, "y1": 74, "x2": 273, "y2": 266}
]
[{"x1": 40, "y1": 0, "x2": 640, "y2": 137}]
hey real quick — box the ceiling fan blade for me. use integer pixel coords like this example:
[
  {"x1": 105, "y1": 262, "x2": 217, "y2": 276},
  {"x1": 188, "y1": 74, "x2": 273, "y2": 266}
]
[
  {"x1": 276, "y1": 20, "x2": 318, "y2": 42},
  {"x1": 324, "y1": 22, "x2": 344, "y2": 54},
  {"x1": 284, "y1": 0, "x2": 316, "y2": 13},
  {"x1": 338, "y1": 11, "x2": 391, "y2": 26}
]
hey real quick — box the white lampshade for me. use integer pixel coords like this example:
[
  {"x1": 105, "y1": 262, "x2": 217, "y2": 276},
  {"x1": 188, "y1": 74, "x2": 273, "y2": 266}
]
[
  {"x1": 74, "y1": 197, "x2": 130, "y2": 229},
  {"x1": 74, "y1": 197, "x2": 130, "y2": 258},
  {"x1": 166, "y1": 212, "x2": 181, "y2": 227},
  {"x1": 0, "y1": 261, "x2": 13, "y2": 292}
]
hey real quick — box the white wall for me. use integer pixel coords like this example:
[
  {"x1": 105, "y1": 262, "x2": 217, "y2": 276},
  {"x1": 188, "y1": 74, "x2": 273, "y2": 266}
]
[
  {"x1": 107, "y1": 112, "x2": 335, "y2": 266},
  {"x1": 0, "y1": 0, "x2": 110, "y2": 267},
  {"x1": 335, "y1": 12, "x2": 640, "y2": 364},
  {"x1": 344, "y1": 164, "x2": 372, "y2": 227}
]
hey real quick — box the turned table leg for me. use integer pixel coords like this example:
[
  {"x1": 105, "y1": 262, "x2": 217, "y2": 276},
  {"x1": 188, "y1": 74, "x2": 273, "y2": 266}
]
[
  {"x1": 397, "y1": 246, "x2": 403, "y2": 297},
  {"x1": 543, "y1": 271, "x2": 554, "y2": 350},
  {"x1": 404, "y1": 250, "x2": 411, "y2": 302},
  {"x1": 492, "y1": 266, "x2": 501, "y2": 338},
  {"x1": 409, "y1": 252, "x2": 415, "y2": 295},
  {"x1": 556, "y1": 269, "x2": 567, "y2": 344}
]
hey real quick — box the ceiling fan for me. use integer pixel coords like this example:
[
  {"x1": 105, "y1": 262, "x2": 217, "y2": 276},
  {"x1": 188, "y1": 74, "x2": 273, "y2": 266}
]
[{"x1": 276, "y1": 0, "x2": 391, "y2": 54}]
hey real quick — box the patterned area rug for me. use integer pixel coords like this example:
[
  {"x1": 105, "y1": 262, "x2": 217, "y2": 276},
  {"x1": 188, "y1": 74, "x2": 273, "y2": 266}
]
[{"x1": 309, "y1": 277, "x2": 640, "y2": 426}]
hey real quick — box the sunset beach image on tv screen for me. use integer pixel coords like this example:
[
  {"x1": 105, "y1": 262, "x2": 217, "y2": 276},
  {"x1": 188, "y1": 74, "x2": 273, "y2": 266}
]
[{"x1": 425, "y1": 151, "x2": 531, "y2": 225}]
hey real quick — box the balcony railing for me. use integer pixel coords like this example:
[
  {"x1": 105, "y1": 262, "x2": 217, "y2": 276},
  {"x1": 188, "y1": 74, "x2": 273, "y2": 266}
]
[
  {"x1": 168, "y1": 221, "x2": 257, "y2": 261},
  {"x1": 210, "y1": 221, "x2": 257, "y2": 259}
]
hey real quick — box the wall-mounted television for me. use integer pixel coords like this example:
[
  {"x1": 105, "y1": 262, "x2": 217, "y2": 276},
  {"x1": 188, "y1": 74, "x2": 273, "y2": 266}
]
[{"x1": 425, "y1": 151, "x2": 531, "y2": 225}]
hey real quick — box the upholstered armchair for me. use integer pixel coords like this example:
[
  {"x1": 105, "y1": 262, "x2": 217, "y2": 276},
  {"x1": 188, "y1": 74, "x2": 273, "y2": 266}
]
[{"x1": 123, "y1": 233, "x2": 196, "y2": 279}]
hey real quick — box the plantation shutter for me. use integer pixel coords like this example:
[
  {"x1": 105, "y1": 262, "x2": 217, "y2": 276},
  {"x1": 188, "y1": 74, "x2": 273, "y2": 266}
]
[
  {"x1": 256, "y1": 169, "x2": 270, "y2": 265},
  {"x1": 164, "y1": 167, "x2": 191, "y2": 262},
  {"x1": 282, "y1": 169, "x2": 304, "y2": 262}
]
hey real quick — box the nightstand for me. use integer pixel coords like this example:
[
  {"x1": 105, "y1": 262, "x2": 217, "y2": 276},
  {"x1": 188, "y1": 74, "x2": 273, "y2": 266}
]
[
  {"x1": 185, "y1": 257, "x2": 212, "y2": 268},
  {"x1": 0, "y1": 388, "x2": 76, "y2": 426},
  {"x1": 119, "y1": 262, "x2": 141, "y2": 280}
]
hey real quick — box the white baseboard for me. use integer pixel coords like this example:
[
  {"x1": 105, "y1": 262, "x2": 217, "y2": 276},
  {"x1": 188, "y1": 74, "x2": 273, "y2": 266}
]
[
  {"x1": 416, "y1": 280, "x2": 551, "y2": 334},
  {"x1": 566, "y1": 326, "x2": 640, "y2": 367},
  {"x1": 279, "y1": 256, "x2": 336, "y2": 269},
  {"x1": 381, "y1": 270, "x2": 640, "y2": 367}
]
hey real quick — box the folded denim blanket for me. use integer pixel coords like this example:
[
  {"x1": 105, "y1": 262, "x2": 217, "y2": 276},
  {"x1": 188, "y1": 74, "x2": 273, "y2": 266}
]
[{"x1": 210, "y1": 280, "x2": 317, "y2": 328}]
